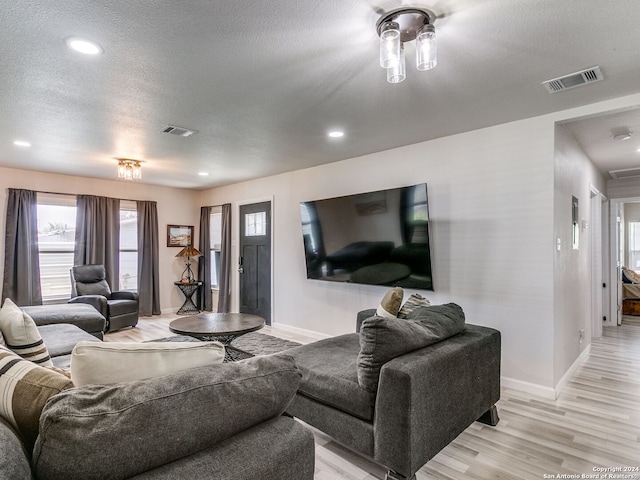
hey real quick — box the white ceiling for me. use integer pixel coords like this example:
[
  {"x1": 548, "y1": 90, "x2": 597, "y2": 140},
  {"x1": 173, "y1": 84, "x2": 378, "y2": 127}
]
[{"x1": 1, "y1": 0, "x2": 640, "y2": 190}]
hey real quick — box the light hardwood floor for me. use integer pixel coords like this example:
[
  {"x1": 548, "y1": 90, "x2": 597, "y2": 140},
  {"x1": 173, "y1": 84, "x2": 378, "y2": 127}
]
[{"x1": 107, "y1": 316, "x2": 640, "y2": 480}]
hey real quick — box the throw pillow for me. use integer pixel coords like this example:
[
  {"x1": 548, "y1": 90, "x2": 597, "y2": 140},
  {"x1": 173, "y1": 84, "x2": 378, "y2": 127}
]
[
  {"x1": 34, "y1": 355, "x2": 302, "y2": 480},
  {"x1": 0, "y1": 346, "x2": 73, "y2": 454},
  {"x1": 0, "y1": 299, "x2": 53, "y2": 367},
  {"x1": 397, "y1": 293, "x2": 431, "y2": 318},
  {"x1": 375, "y1": 287, "x2": 404, "y2": 318},
  {"x1": 623, "y1": 267, "x2": 640, "y2": 284},
  {"x1": 357, "y1": 303, "x2": 466, "y2": 393},
  {"x1": 70, "y1": 341, "x2": 226, "y2": 386},
  {"x1": 0, "y1": 327, "x2": 5, "y2": 347}
]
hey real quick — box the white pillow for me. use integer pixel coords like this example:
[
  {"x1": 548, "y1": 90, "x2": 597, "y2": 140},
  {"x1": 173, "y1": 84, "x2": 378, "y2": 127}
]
[
  {"x1": 0, "y1": 298, "x2": 53, "y2": 366},
  {"x1": 71, "y1": 341, "x2": 226, "y2": 386}
]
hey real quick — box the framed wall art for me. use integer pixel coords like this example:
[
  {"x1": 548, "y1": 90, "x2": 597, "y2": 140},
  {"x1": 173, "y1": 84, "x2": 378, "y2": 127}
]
[{"x1": 167, "y1": 225, "x2": 193, "y2": 247}]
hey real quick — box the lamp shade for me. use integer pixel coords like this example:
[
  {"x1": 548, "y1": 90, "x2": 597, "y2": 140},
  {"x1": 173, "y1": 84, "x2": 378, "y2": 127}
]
[{"x1": 175, "y1": 246, "x2": 202, "y2": 258}]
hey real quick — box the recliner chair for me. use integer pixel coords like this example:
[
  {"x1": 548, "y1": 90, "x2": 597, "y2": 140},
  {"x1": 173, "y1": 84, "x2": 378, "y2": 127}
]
[{"x1": 68, "y1": 264, "x2": 139, "y2": 332}]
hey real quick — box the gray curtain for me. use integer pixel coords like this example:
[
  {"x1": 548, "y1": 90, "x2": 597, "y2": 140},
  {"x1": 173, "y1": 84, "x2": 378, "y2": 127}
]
[
  {"x1": 2, "y1": 189, "x2": 42, "y2": 306},
  {"x1": 137, "y1": 201, "x2": 161, "y2": 316},
  {"x1": 198, "y1": 206, "x2": 213, "y2": 311},
  {"x1": 217, "y1": 203, "x2": 232, "y2": 313},
  {"x1": 74, "y1": 195, "x2": 120, "y2": 290}
]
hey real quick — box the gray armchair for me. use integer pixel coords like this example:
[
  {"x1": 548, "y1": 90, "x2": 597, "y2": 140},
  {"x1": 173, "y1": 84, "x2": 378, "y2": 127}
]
[{"x1": 68, "y1": 264, "x2": 139, "y2": 332}]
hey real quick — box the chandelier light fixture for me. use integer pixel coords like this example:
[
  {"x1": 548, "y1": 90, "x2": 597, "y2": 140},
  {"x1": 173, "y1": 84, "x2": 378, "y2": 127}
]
[
  {"x1": 116, "y1": 158, "x2": 142, "y2": 181},
  {"x1": 377, "y1": 7, "x2": 437, "y2": 84}
]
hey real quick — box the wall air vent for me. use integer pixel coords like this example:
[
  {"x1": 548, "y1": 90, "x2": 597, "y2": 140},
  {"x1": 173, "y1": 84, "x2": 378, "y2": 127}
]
[
  {"x1": 162, "y1": 125, "x2": 198, "y2": 137},
  {"x1": 542, "y1": 66, "x2": 603, "y2": 94},
  {"x1": 609, "y1": 167, "x2": 640, "y2": 180}
]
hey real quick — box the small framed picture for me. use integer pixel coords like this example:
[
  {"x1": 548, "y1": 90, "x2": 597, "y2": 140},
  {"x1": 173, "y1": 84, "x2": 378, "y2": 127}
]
[{"x1": 167, "y1": 225, "x2": 193, "y2": 247}]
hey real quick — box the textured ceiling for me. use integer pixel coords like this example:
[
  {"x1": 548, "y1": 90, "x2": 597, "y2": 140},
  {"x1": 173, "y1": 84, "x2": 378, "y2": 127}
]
[{"x1": 1, "y1": 0, "x2": 640, "y2": 189}]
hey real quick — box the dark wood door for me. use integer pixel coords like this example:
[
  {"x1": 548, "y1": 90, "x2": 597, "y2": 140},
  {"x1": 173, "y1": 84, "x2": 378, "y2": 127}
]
[{"x1": 239, "y1": 201, "x2": 272, "y2": 324}]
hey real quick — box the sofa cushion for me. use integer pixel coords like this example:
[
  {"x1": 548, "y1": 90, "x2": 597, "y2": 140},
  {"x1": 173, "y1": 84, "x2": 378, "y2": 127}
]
[
  {"x1": 23, "y1": 303, "x2": 106, "y2": 335},
  {"x1": 357, "y1": 303, "x2": 466, "y2": 393},
  {"x1": 397, "y1": 293, "x2": 431, "y2": 318},
  {"x1": 33, "y1": 355, "x2": 302, "y2": 480},
  {"x1": 285, "y1": 334, "x2": 375, "y2": 421},
  {"x1": 37, "y1": 323, "x2": 100, "y2": 358},
  {"x1": 376, "y1": 287, "x2": 404, "y2": 318},
  {"x1": 70, "y1": 340, "x2": 225, "y2": 386},
  {"x1": 0, "y1": 416, "x2": 32, "y2": 480},
  {"x1": 0, "y1": 346, "x2": 73, "y2": 454},
  {"x1": 0, "y1": 298, "x2": 53, "y2": 366}
]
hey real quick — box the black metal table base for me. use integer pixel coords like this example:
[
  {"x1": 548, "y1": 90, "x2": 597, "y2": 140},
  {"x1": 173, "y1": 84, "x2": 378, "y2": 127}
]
[{"x1": 197, "y1": 334, "x2": 254, "y2": 362}]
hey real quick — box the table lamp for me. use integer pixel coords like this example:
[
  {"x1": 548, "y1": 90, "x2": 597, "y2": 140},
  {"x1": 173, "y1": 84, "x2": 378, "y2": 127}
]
[{"x1": 175, "y1": 246, "x2": 202, "y2": 283}]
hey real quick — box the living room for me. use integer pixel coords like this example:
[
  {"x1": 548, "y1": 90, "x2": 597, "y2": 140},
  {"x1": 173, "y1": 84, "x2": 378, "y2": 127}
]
[{"x1": 2, "y1": 1, "x2": 640, "y2": 479}]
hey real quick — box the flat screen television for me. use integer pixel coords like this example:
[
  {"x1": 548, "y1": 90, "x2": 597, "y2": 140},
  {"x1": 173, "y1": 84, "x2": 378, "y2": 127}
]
[{"x1": 300, "y1": 183, "x2": 433, "y2": 290}]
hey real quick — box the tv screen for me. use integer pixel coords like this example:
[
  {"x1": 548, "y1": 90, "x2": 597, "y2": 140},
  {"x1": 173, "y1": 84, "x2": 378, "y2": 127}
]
[{"x1": 300, "y1": 183, "x2": 433, "y2": 290}]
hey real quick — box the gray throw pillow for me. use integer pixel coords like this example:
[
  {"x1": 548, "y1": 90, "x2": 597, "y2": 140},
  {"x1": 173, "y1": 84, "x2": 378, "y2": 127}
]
[
  {"x1": 357, "y1": 303, "x2": 465, "y2": 393},
  {"x1": 33, "y1": 355, "x2": 301, "y2": 480}
]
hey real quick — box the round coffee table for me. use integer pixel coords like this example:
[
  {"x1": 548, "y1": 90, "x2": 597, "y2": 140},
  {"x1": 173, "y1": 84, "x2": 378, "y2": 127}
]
[{"x1": 169, "y1": 312, "x2": 265, "y2": 346}]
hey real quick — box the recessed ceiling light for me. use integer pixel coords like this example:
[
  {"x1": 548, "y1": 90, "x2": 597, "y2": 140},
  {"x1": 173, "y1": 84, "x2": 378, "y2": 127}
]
[
  {"x1": 13, "y1": 140, "x2": 31, "y2": 147},
  {"x1": 198, "y1": 172, "x2": 209, "y2": 176},
  {"x1": 65, "y1": 37, "x2": 103, "y2": 55},
  {"x1": 613, "y1": 132, "x2": 632, "y2": 141},
  {"x1": 328, "y1": 130, "x2": 345, "y2": 138}
]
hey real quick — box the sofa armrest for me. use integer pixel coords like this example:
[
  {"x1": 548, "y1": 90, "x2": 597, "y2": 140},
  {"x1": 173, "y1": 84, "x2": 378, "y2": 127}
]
[
  {"x1": 68, "y1": 295, "x2": 108, "y2": 318},
  {"x1": 356, "y1": 309, "x2": 377, "y2": 332},
  {"x1": 373, "y1": 324, "x2": 501, "y2": 478},
  {"x1": 111, "y1": 290, "x2": 139, "y2": 302}
]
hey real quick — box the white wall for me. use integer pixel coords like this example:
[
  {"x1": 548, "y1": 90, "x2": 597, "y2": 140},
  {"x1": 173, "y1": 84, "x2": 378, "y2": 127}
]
[
  {"x1": 0, "y1": 166, "x2": 200, "y2": 313},
  {"x1": 200, "y1": 116, "x2": 558, "y2": 391},
  {"x1": 552, "y1": 124, "x2": 606, "y2": 385},
  {"x1": 199, "y1": 92, "x2": 640, "y2": 396}
]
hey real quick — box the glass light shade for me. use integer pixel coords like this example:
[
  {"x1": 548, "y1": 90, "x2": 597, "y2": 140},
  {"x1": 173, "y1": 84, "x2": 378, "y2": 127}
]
[
  {"x1": 117, "y1": 162, "x2": 126, "y2": 178},
  {"x1": 133, "y1": 162, "x2": 142, "y2": 179},
  {"x1": 124, "y1": 164, "x2": 133, "y2": 181},
  {"x1": 387, "y1": 45, "x2": 406, "y2": 83},
  {"x1": 379, "y1": 22, "x2": 400, "y2": 68},
  {"x1": 416, "y1": 24, "x2": 437, "y2": 71}
]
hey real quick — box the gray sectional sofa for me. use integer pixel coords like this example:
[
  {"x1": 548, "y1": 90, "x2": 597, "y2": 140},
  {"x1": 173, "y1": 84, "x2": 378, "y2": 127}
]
[
  {"x1": 1, "y1": 323, "x2": 315, "y2": 480},
  {"x1": 284, "y1": 304, "x2": 501, "y2": 480}
]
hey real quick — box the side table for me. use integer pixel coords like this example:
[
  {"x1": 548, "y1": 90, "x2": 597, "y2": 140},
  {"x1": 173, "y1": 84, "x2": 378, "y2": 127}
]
[{"x1": 174, "y1": 281, "x2": 202, "y2": 315}]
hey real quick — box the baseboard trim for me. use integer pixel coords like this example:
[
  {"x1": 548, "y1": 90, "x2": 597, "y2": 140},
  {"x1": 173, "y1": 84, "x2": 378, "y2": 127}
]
[
  {"x1": 501, "y1": 344, "x2": 592, "y2": 400},
  {"x1": 554, "y1": 344, "x2": 591, "y2": 398},
  {"x1": 500, "y1": 376, "x2": 557, "y2": 400},
  {"x1": 271, "y1": 322, "x2": 331, "y2": 341}
]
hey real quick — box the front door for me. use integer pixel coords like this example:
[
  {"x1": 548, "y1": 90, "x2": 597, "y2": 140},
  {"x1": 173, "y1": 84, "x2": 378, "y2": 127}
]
[{"x1": 239, "y1": 202, "x2": 272, "y2": 324}]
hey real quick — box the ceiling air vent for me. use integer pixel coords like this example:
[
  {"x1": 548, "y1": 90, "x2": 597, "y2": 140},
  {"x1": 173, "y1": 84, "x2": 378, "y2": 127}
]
[
  {"x1": 162, "y1": 125, "x2": 198, "y2": 137},
  {"x1": 542, "y1": 66, "x2": 603, "y2": 94},
  {"x1": 609, "y1": 167, "x2": 640, "y2": 180}
]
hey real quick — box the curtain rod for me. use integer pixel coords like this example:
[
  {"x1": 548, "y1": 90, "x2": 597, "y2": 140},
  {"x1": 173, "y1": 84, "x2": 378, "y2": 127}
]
[{"x1": 28, "y1": 189, "x2": 147, "y2": 204}]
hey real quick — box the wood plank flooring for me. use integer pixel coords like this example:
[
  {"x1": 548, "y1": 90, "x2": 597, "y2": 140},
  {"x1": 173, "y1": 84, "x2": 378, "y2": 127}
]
[{"x1": 107, "y1": 316, "x2": 640, "y2": 479}]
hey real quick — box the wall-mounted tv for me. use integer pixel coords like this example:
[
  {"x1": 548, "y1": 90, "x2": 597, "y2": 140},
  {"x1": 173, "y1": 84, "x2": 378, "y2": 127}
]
[{"x1": 300, "y1": 183, "x2": 433, "y2": 290}]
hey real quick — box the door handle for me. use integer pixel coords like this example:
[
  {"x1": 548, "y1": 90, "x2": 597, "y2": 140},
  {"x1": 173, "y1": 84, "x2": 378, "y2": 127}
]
[{"x1": 238, "y1": 266, "x2": 244, "y2": 274}]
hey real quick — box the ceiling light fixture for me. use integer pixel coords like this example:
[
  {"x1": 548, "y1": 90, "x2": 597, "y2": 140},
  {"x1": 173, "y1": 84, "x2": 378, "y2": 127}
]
[
  {"x1": 13, "y1": 140, "x2": 31, "y2": 147},
  {"x1": 116, "y1": 158, "x2": 142, "y2": 181},
  {"x1": 198, "y1": 172, "x2": 209, "y2": 176},
  {"x1": 377, "y1": 7, "x2": 437, "y2": 84},
  {"x1": 328, "y1": 130, "x2": 344, "y2": 138},
  {"x1": 613, "y1": 132, "x2": 632, "y2": 141},
  {"x1": 65, "y1": 37, "x2": 103, "y2": 55}
]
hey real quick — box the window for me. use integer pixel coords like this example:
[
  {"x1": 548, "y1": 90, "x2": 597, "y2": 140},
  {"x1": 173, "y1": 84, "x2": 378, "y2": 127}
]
[
  {"x1": 36, "y1": 194, "x2": 77, "y2": 301},
  {"x1": 628, "y1": 221, "x2": 640, "y2": 270},
  {"x1": 210, "y1": 208, "x2": 222, "y2": 288},
  {"x1": 36, "y1": 194, "x2": 138, "y2": 300},
  {"x1": 119, "y1": 201, "x2": 138, "y2": 290},
  {"x1": 245, "y1": 211, "x2": 266, "y2": 236}
]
